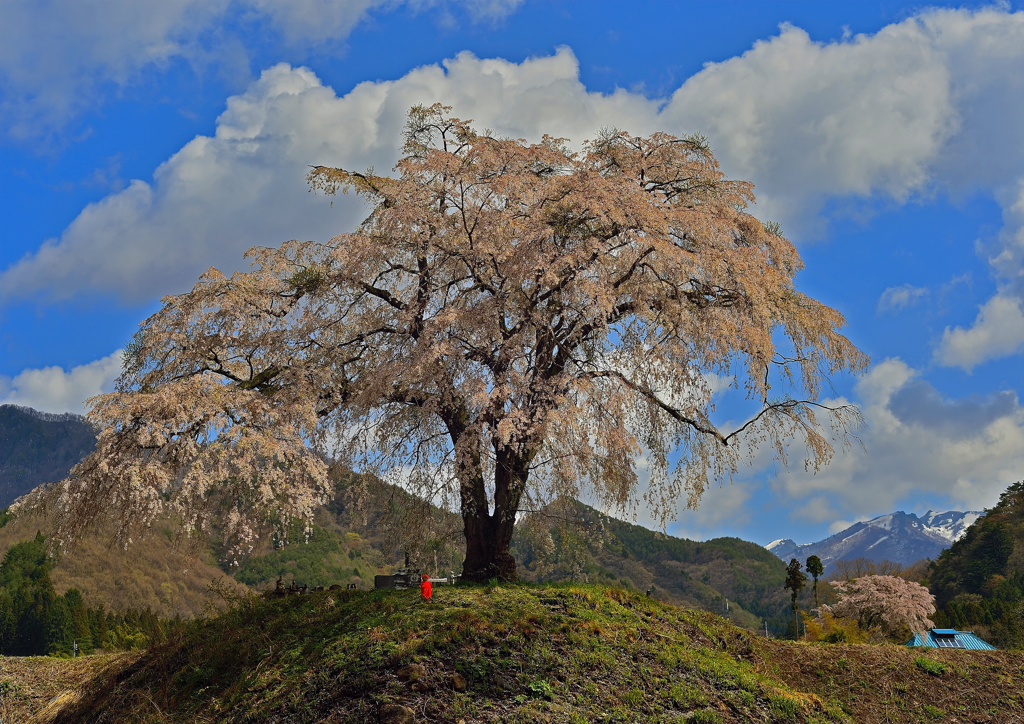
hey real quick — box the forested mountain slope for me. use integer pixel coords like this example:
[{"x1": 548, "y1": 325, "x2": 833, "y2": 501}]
[
  {"x1": 0, "y1": 514, "x2": 243, "y2": 618},
  {"x1": 514, "y1": 501, "x2": 793, "y2": 633},
  {"x1": 0, "y1": 405, "x2": 96, "y2": 508},
  {"x1": 929, "y1": 480, "x2": 1024, "y2": 648}
]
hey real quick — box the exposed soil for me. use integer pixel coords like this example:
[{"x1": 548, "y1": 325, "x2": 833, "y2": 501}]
[{"x1": 754, "y1": 640, "x2": 1024, "y2": 724}]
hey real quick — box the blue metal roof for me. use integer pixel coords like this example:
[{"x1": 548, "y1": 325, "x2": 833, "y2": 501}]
[{"x1": 905, "y1": 628, "x2": 996, "y2": 650}]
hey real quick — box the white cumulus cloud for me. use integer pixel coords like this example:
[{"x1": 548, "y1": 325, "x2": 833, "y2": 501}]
[
  {"x1": 0, "y1": 0, "x2": 522, "y2": 140},
  {"x1": 0, "y1": 351, "x2": 123, "y2": 415},
  {"x1": 877, "y1": 284, "x2": 929, "y2": 313},
  {"x1": 4, "y1": 8, "x2": 1024, "y2": 306},
  {"x1": 936, "y1": 295, "x2": 1024, "y2": 371},
  {"x1": 764, "y1": 358, "x2": 1024, "y2": 527},
  {"x1": 0, "y1": 51, "x2": 661, "y2": 303}
]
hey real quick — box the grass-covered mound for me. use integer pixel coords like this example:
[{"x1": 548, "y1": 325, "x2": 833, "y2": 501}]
[
  {"x1": 33, "y1": 583, "x2": 1024, "y2": 724},
  {"x1": 54, "y1": 584, "x2": 841, "y2": 723}
]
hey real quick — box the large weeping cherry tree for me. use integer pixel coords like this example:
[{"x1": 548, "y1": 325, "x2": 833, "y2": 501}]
[{"x1": 19, "y1": 105, "x2": 867, "y2": 582}]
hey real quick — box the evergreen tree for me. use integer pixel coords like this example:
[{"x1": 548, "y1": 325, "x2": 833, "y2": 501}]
[
  {"x1": 806, "y1": 555, "x2": 824, "y2": 608},
  {"x1": 44, "y1": 596, "x2": 74, "y2": 655},
  {"x1": 89, "y1": 603, "x2": 110, "y2": 650},
  {"x1": 64, "y1": 588, "x2": 93, "y2": 653},
  {"x1": 0, "y1": 589, "x2": 16, "y2": 651},
  {"x1": 0, "y1": 532, "x2": 56, "y2": 655},
  {"x1": 785, "y1": 558, "x2": 807, "y2": 639}
]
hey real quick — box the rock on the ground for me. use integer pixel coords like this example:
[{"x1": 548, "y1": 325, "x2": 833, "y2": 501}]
[
  {"x1": 396, "y1": 664, "x2": 427, "y2": 682},
  {"x1": 450, "y1": 673, "x2": 467, "y2": 692},
  {"x1": 379, "y1": 703, "x2": 415, "y2": 724}
]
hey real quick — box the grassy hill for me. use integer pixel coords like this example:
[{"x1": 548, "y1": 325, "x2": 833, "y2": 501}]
[{"x1": 2, "y1": 583, "x2": 1019, "y2": 724}]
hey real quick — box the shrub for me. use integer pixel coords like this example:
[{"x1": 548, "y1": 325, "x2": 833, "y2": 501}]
[
  {"x1": 914, "y1": 657, "x2": 946, "y2": 676},
  {"x1": 803, "y1": 610, "x2": 867, "y2": 643}
]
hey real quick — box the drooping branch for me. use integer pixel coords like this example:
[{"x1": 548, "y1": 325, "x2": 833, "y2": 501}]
[{"x1": 22, "y1": 105, "x2": 867, "y2": 582}]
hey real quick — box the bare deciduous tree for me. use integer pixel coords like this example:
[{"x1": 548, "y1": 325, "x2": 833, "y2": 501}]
[{"x1": 18, "y1": 105, "x2": 866, "y2": 582}]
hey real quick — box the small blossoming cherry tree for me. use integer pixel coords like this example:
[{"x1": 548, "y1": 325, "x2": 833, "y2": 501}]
[{"x1": 824, "y1": 575, "x2": 936, "y2": 636}]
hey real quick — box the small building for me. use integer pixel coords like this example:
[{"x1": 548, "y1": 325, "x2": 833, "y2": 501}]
[{"x1": 906, "y1": 628, "x2": 996, "y2": 650}]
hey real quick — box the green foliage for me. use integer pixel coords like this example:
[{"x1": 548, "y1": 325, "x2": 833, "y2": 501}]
[
  {"x1": 232, "y1": 525, "x2": 377, "y2": 589},
  {"x1": 806, "y1": 555, "x2": 824, "y2": 607},
  {"x1": 929, "y1": 480, "x2": 1024, "y2": 648},
  {"x1": 0, "y1": 532, "x2": 55, "y2": 655},
  {"x1": 768, "y1": 692, "x2": 801, "y2": 720},
  {"x1": 527, "y1": 679, "x2": 554, "y2": 699},
  {"x1": 913, "y1": 657, "x2": 946, "y2": 676},
  {"x1": 784, "y1": 559, "x2": 806, "y2": 638}
]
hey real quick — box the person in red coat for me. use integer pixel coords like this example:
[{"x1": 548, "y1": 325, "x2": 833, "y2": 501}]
[{"x1": 420, "y1": 577, "x2": 432, "y2": 601}]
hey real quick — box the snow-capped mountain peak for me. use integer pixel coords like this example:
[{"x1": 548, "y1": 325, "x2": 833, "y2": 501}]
[
  {"x1": 765, "y1": 509, "x2": 984, "y2": 568},
  {"x1": 919, "y1": 510, "x2": 982, "y2": 543}
]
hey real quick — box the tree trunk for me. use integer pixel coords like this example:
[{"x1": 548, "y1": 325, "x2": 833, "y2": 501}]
[
  {"x1": 459, "y1": 445, "x2": 532, "y2": 583},
  {"x1": 444, "y1": 405, "x2": 534, "y2": 583},
  {"x1": 461, "y1": 507, "x2": 518, "y2": 583}
]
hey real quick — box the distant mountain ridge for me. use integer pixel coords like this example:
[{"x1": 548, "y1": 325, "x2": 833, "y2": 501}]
[
  {"x1": 0, "y1": 404, "x2": 97, "y2": 508},
  {"x1": 0, "y1": 407, "x2": 796, "y2": 631},
  {"x1": 766, "y1": 509, "x2": 982, "y2": 568}
]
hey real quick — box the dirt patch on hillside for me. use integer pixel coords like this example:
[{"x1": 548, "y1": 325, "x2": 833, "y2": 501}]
[
  {"x1": 753, "y1": 639, "x2": 1024, "y2": 723},
  {"x1": 0, "y1": 652, "x2": 138, "y2": 724}
]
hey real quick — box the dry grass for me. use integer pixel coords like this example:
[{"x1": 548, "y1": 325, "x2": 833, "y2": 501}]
[
  {"x1": 0, "y1": 652, "x2": 139, "y2": 724},
  {"x1": 755, "y1": 639, "x2": 1024, "y2": 723}
]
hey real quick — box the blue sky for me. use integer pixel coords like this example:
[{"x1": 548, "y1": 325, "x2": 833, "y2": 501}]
[{"x1": 2, "y1": 0, "x2": 1023, "y2": 548}]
